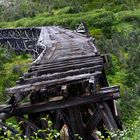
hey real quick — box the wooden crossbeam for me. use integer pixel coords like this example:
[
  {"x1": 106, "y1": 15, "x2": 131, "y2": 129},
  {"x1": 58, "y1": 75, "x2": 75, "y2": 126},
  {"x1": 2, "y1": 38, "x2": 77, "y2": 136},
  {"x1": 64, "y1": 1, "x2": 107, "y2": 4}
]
[
  {"x1": 9, "y1": 86, "x2": 120, "y2": 115},
  {"x1": 84, "y1": 102, "x2": 119, "y2": 138},
  {"x1": 100, "y1": 102, "x2": 118, "y2": 131},
  {"x1": 7, "y1": 72, "x2": 101, "y2": 94},
  {"x1": 29, "y1": 56, "x2": 102, "y2": 71},
  {"x1": 18, "y1": 66, "x2": 102, "y2": 85},
  {"x1": 84, "y1": 109, "x2": 102, "y2": 136},
  {"x1": 17, "y1": 116, "x2": 47, "y2": 139},
  {"x1": 28, "y1": 59, "x2": 103, "y2": 73},
  {"x1": 0, "y1": 29, "x2": 40, "y2": 41},
  {"x1": 24, "y1": 60, "x2": 103, "y2": 78},
  {"x1": 37, "y1": 54, "x2": 99, "y2": 65},
  {"x1": 0, "y1": 86, "x2": 120, "y2": 115},
  {"x1": 60, "y1": 111, "x2": 76, "y2": 140}
]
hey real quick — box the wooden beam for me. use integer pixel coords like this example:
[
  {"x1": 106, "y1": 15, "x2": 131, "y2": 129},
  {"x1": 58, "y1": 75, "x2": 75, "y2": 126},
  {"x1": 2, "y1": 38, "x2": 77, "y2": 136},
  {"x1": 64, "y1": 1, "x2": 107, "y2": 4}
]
[
  {"x1": 7, "y1": 72, "x2": 102, "y2": 94},
  {"x1": 19, "y1": 66, "x2": 102, "y2": 85},
  {"x1": 29, "y1": 57, "x2": 102, "y2": 72},
  {"x1": 9, "y1": 86, "x2": 120, "y2": 115},
  {"x1": 17, "y1": 116, "x2": 46, "y2": 139},
  {"x1": 100, "y1": 102, "x2": 118, "y2": 131},
  {"x1": 84, "y1": 109, "x2": 102, "y2": 136},
  {"x1": 38, "y1": 54, "x2": 99, "y2": 65},
  {"x1": 24, "y1": 61, "x2": 103, "y2": 77}
]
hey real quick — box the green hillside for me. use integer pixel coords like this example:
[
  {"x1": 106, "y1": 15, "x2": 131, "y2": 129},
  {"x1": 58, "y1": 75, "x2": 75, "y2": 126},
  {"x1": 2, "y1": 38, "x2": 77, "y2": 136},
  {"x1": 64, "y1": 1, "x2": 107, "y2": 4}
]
[{"x1": 0, "y1": 0, "x2": 140, "y2": 139}]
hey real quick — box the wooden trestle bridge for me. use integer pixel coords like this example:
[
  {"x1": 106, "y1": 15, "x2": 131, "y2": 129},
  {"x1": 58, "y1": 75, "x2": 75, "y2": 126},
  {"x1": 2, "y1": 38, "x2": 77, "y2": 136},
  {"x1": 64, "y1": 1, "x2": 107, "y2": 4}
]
[{"x1": 0, "y1": 24, "x2": 122, "y2": 140}]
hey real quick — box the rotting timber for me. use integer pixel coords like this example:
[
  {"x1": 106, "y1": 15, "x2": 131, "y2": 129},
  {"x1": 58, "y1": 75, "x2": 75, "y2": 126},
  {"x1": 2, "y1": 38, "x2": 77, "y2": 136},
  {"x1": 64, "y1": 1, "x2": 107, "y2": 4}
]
[{"x1": 0, "y1": 24, "x2": 122, "y2": 140}]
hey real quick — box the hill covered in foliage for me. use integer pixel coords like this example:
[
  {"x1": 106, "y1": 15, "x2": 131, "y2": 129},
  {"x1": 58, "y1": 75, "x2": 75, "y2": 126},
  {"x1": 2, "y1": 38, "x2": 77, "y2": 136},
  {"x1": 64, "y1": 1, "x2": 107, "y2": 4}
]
[{"x1": 0, "y1": 0, "x2": 140, "y2": 139}]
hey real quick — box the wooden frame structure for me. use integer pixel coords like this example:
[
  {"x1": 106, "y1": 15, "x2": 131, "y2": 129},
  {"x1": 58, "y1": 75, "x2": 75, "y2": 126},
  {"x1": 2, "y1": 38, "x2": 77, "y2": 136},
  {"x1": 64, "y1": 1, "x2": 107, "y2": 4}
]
[{"x1": 0, "y1": 25, "x2": 122, "y2": 140}]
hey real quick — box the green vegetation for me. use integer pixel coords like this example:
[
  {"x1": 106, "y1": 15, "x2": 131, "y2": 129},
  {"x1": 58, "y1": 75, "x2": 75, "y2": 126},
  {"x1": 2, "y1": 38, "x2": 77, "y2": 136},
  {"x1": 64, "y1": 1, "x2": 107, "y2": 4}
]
[
  {"x1": 96, "y1": 30, "x2": 140, "y2": 139},
  {"x1": 0, "y1": 116, "x2": 59, "y2": 140},
  {"x1": 0, "y1": 0, "x2": 140, "y2": 139},
  {"x1": 0, "y1": 47, "x2": 32, "y2": 102}
]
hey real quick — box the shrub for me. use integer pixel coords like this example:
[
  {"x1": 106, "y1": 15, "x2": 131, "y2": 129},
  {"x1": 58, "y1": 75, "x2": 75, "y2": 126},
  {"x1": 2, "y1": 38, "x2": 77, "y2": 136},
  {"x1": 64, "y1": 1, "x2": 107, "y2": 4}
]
[{"x1": 90, "y1": 28, "x2": 103, "y2": 38}]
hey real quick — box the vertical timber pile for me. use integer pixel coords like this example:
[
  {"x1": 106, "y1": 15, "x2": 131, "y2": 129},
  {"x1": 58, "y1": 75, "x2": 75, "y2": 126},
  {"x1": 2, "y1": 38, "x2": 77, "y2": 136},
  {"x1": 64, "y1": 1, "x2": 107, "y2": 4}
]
[{"x1": 0, "y1": 25, "x2": 122, "y2": 140}]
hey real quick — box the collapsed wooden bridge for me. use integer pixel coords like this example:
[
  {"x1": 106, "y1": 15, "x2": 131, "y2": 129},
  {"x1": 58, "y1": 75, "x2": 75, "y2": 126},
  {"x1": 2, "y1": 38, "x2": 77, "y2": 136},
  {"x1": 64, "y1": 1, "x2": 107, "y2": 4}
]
[{"x1": 0, "y1": 25, "x2": 122, "y2": 140}]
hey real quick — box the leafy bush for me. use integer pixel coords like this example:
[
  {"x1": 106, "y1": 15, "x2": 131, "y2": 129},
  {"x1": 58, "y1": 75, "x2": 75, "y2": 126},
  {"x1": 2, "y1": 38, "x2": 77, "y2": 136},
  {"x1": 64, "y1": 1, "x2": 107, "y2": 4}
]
[
  {"x1": 0, "y1": 117, "x2": 59, "y2": 140},
  {"x1": 90, "y1": 28, "x2": 103, "y2": 38}
]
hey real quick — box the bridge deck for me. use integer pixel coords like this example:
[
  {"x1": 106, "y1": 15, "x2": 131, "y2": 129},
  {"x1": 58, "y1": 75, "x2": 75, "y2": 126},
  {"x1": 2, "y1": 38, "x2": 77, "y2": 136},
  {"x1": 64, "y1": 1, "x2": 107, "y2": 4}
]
[
  {"x1": 0, "y1": 26, "x2": 102, "y2": 95},
  {"x1": 0, "y1": 26, "x2": 122, "y2": 139},
  {"x1": 38, "y1": 26, "x2": 98, "y2": 64}
]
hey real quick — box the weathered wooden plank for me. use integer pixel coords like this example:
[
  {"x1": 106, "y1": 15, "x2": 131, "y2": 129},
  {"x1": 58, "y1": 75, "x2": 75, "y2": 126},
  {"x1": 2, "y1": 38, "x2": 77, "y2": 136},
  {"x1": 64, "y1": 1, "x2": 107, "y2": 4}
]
[
  {"x1": 100, "y1": 103, "x2": 118, "y2": 131},
  {"x1": 38, "y1": 26, "x2": 99, "y2": 63},
  {"x1": 17, "y1": 116, "x2": 47, "y2": 139},
  {"x1": 7, "y1": 72, "x2": 103, "y2": 94},
  {"x1": 18, "y1": 67, "x2": 102, "y2": 85},
  {"x1": 34, "y1": 57, "x2": 102, "y2": 69},
  {"x1": 84, "y1": 109, "x2": 102, "y2": 136},
  {"x1": 30, "y1": 56, "x2": 102, "y2": 71},
  {"x1": 0, "y1": 86, "x2": 120, "y2": 114},
  {"x1": 68, "y1": 107, "x2": 85, "y2": 138},
  {"x1": 24, "y1": 61, "x2": 103, "y2": 78},
  {"x1": 36, "y1": 53, "x2": 98, "y2": 65},
  {"x1": 60, "y1": 111, "x2": 76, "y2": 140},
  {"x1": 10, "y1": 86, "x2": 120, "y2": 115}
]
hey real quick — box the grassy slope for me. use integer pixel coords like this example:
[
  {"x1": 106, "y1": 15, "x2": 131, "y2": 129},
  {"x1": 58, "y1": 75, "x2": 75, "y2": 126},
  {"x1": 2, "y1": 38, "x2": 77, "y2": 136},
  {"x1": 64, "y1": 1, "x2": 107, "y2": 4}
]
[
  {"x1": 0, "y1": 0, "x2": 140, "y2": 139},
  {"x1": 0, "y1": 8, "x2": 140, "y2": 31},
  {"x1": 0, "y1": 48, "x2": 32, "y2": 102}
]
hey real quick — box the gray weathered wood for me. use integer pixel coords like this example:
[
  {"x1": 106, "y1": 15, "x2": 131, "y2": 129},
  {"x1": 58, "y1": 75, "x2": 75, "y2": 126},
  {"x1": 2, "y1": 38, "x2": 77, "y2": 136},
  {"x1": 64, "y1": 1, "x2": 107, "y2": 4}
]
[{"x1": 7, "y1": 72, "x2": 102, "y2": 94}]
